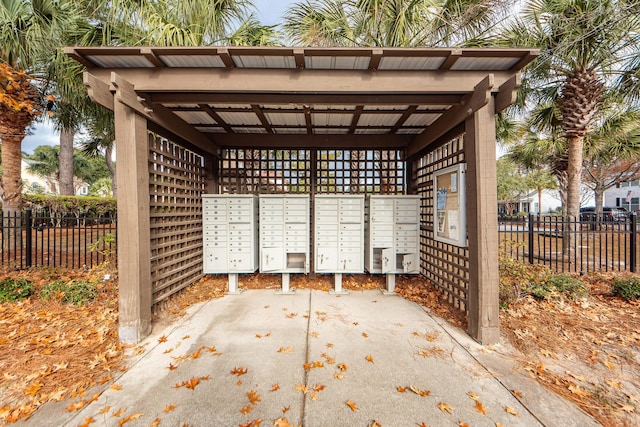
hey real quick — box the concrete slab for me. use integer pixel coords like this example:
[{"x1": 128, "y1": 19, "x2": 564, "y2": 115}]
[{"x1": 22, "y1": 290, "x2": 599, "y2": 427}]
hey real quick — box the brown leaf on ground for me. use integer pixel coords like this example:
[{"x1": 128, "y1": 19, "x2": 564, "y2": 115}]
[
  {"x1": 231, "y1": 367, "x2": 248, "y2": 376},
  {"x1": 365, "y1": 355, "x2": 374, "y2": 363},
  {"x1": 473, "y1": 400, "x2": 488, "y2": 415},
  {"x1": 163, "y1": 404, "x2": 176, "y2": 413},
  {"x1": 240, "y1": 405, "x2": 253, "y2": 415},
  {"x1": 247, "y1": 390, "x2": 261, "y2": 405},
  {"x1": 409, "y1": 385, "x2": 430, "y2": 397},
  {"x1": 437, "y1": 402, "x2": 452, "y2": 414},
  {"x1": 271, "y1": 384, "x2": 280, "y2": 392},
  {"x1": 345, "y1": 400, "x2": 359, "y2": 411}
]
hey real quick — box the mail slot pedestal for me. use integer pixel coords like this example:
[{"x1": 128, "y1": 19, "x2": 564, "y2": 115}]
[
  {"x1": 259, "y1": 195, "x2": 310, "y2": 293},
  {"x1": 202, "y1": 195, "x2": 259, "y2": 293},
  {"x1": 314, "y1": 195, "x2": 365, "y2": 293},
  {"x1": 365, "y1": 195, "x2": 420, "y2": 293}
]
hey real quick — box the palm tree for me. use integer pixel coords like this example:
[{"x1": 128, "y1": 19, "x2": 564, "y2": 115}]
[
  {"x1": 283, "y1": 0, "x2": 510, "y2": 47},
  {"x1": 0, "y1": 0, "x2": 77, "y2": 213},
  {"x1": 496, "y1": 0, "x2": 640, "y2": 222}
]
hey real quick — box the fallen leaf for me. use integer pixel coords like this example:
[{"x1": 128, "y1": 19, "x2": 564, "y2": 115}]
[
  {"x1": 65, "y1": 401, "x2": 86, "y2": 412},
  {"x1": 237, "y1": 380, "x2": 243, "y2": 387},
  {"x1": 345, "y1": 400, "x2": 359, "y2": 411},
  {"x1": 416, "y1": 423, "x2": 427, "y2": 427},
  {"x1": 310, "y1": 393, "x2": 318, "y2": 401},
  {"x1": 185, "y1": 377, "x2": 200, "y2": 390},
  {"x1": 274, "y1": 418, "x2": 292, "y2": 427},
  {"x1": 182, "y1": 335, "x2": 190, "y2": 340},
  {"x1": 239, "y1": 419, "x2": 262, "y2": 427},
  {"x1": 231, "y1": 367, "x2": 248, "y2": 376},
  {"x1": 158, "y1": 335, "x2": 168, "y2": 343},
  {"x1": 603, "y1": 360, "x2": 617, "y2": 370},
  {"x1": 24, "y1": 382, "x2": 43, "y2": 396},
  {"x1": 163, "y1": 404, "x2": 176, "y2": 413},
  {"x1": 295, "y1": 384, "x2": 309, "y2": 394},
  {"x1": 150, "y1": 418, "x2": 161, "y2": 427},
  {"x1": 112, "y1": 408, "x2": 125, "y2": 417},
  {"x1": 397, "y1": 386, "x2": 407, "y2": 393},
  {"x1": 77, "y1": 417, "x2": 95, "y2": 427},
  {"x1": 512, "y1": 390, "x2": 523, "y2": 398},
  {"x1": 409, "y1": 385, "x2": 430, "y2": 397},
  {"x1": 457, "y1": 422, "x2": 469, "y2": 427},
  {"x1": 365, "y1": 355, "x2": 375, "y2": 363},
  {"x1": 467, "y1": 391, "x2": 479, "y2": 400},
  {"x1": 313, "y1": 384, "x2": 326, "y2": 392},
  {"x1": 362, "y1": 332, "x2": 368, "y2": 338},
  {"x1": 255, "y1": 333, "x2": 262, "y2": 339},
  {"x1": 240, "y1": 405, "x2": 253, "y2": 415},
  {"x1": 118, "y1": 412, "x2": 142, "y2": 426},
  {"x1": 505, "y1": 406, "x2": 519, "y2": 416},
  {"x1": 99, "y1": 406, "x2": 111, "y2": 414},
  {"x1": 271, "y1": 384, "x2": 280, "y2": 392},
  {"x1": 285, "y1": 313, "x2": 298, "y2": 318},
  {"x1": 312, "y1": 361, "x2": 324, "y2": 368},
  {"x1": 247, "y1": 390, "x2": 261, "y2": 405},
  {"x1": 337, "y1": 363, "x2": 348, "y2": 371},
  {"x1": 326, "y1": 343, "x2": 334, "y2": 348},
  {"x1": 353, "y1": 322, "x2": 359, "y2": 326},
  {"x1": 368, "y1": 421, "x2": 382, "y2": 427},
  {"x1": 277, "y1": 346, "x2": 295, "y2": 354},
  {"x1": 111, "y1": 383, "x2": 123, "y2": 391},
  {"x1": 310, "y1": 332, "x2": 319, "y2": 338},
  {"x1": 471, "y1": 400, "x2": 488, "y2": 415},
  {"x1": 303, "y1": 363, "x2": 312, "y2": 371},
  {"x1": 620, "y1": 404, "x2": 635, "y2": 413},
  {"x1": 282, "y1": 406, "x2": 290, "y2": 414},
  {"x1": 333, "y1": 372, "x2": 345, "y2": 380},
  {"x1": 438, "y1": 402, "x2": 452, "y2": 414}
]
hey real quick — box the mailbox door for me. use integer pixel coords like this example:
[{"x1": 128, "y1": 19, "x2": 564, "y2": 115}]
[{"x1": 381, "y1": 248, "x2": 396, "y2": 273}]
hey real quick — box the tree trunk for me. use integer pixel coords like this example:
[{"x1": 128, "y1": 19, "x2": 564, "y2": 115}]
[
  {"x1": 594, "y1": 185, "x2": 605, "y2": 217},
  {"x1": 105, "y1": 142, "x2": 117, "y2": 197},
  {"x1": 0, "y1": 133, "x2": 24, "y2": 250},
  {"x1": 1, "y1": 133, "x2": 24, "y2": 214},
  {"x1": 564, "y1": 135, "x2": 584, "y2": 256},
  {"x1": 59, "y1": 127, "x2": 75, "y2": 195},
  {"x1": 537, "y1": 189, "x2": 543, "y2": 214}
]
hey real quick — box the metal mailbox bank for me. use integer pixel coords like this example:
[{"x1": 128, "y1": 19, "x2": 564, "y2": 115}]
[
  {"x1": 314, "y1": 194, "x2": 365, "y2": 293},
  {"x1": 202, "y1": 195, "x2": 259, "y2": 293},
  {"x1": 259, "y1": 194, "x2": 310, "y2": 293},
  {"x1": 365, "y1": 195, "x2": 421, "y2": 293}
]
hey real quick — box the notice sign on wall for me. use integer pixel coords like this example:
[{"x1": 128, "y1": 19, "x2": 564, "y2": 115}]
[{"x1": 434, "y1": 163, "x2": 467, "y2": 247}]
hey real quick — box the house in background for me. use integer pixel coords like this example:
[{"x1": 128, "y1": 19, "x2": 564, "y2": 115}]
[
  {"x1": 498, "y1": 189, "x2": 561, "y2": 215},
  {"x1": 21, "y1": 159, "x2": 90, "y2": 196},
  {"x1": 605, "y1": 180, "x2": 640, "y2": 212}
]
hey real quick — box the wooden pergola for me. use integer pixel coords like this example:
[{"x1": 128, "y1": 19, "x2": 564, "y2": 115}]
[{"x1": 66, "y1": 46, "x2": 538, "y2": 345}]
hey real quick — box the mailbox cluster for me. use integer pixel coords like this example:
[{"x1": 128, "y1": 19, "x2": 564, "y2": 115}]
[{"x1": 202, "y1": 194, "x2": 420, "y2": 293}]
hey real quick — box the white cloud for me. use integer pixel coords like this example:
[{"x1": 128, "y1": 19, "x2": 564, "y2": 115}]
[{"x1": 23, "y1": 122, "x2": 59, "y2": 154}]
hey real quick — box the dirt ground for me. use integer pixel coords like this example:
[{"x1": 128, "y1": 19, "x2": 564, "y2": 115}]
[{"x1": 1, "y1": 269, "x2": 638, "y2": 426}]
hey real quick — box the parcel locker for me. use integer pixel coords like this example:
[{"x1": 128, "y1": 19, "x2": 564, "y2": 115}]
[
  {"x1": 259, "y1": 195, "x2": 310, "y2": 292},
  {"x1": 365, "y1": 195, "x2": 420, "y2": 292},
  {"x1": 202, "y1": 195, "x2": 259, "y2": 292},
  {"x1": 314, "y1": 195, "x2": 364, "y2": 274}
]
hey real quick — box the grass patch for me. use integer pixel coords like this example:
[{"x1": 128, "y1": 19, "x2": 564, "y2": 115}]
[
  {"x1": 613, "y1": 276, "x2": 640, "y2": 300},
  {"x1": 0, "y1": 278, "x2": 34, "y2": 302},
  {"x1": 40, "y1": 279, "x2": 98, "y2": 305}
]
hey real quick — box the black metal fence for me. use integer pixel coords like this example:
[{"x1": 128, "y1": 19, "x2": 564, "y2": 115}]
[
  {"x1": 499, "y1": 213, "x2": 638, "y2": 274},
  {"x1": 0, "y1": 209, "x2": 117, "y2": 269}
]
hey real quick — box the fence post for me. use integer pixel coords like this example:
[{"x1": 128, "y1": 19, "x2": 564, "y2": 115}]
[
  {"x1": 630, "y1": 213, "x2": 637, "y2": 273},
  {"x1": 528, "y1": 212, "x2": 534, "y2": 265},
  {"x1": 25, "y1": 209, "x2": 32, "y2": 268}
]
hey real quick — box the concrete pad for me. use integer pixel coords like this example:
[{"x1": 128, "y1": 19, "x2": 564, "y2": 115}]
[{"x1": 22, "y1": 290, "x2": 599, "y2": 426}]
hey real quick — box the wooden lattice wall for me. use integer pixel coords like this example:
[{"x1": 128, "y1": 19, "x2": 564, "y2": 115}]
[
  {"x1": 218, "y1": 149, "x2": 405, "y2": 195},
  {"x1": 413, "y1": 137, "x2": 470, "y2": 313},
  {"x1": 148, "y1": 133, "x2": 205, "y2": 307}
]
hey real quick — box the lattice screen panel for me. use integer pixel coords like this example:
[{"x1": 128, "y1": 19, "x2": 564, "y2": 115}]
[
  {"x1": 149, "y1": 133, "x2": 205, "y2": 307},
  {"x1": 413, "y1": 137, "x2": 469, "y2": 314},
  {"x1": 316, "y1": 150, "x2": 405, "y2": 194},
  {"x1": 218, "y1": 149, "x2": 405, "y2": 195},
  {"x1": 219, "y1": 149, "x2": 311, "y2": 194}
]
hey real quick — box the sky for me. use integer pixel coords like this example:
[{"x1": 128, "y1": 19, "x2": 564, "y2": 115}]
[{"x1": 22, "y1": 0, "x2": 297, "y2": 154}]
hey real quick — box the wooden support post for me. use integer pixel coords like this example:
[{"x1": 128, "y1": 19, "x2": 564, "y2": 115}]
[
  {"x1": 114, "y1": 96, "x2": 152, "y2": 344},
  {"x1": 464, "y1": 97, "x2": 500, "y2": 345},
  {"x1": 204, "y1": 153, "x2": 218, "y2": 194}
]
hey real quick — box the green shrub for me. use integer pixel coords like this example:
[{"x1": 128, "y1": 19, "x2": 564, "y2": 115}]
[
  {"x1": 613, "y1": 277, "x2": 640, "y2": 300},
  {"x1": 499, "y1": 252, "x2": 552, "y2": 306},
  {"x1": 40, "y1": 280, "x2": 98, "y2": 305},
  {"x1": 524, "y1": 274, "x2": 588, "y2": 301},
  {"x1": 546, "y1": 274, "x2": 589, "y2": 299},
  {"x1": 0, "y1": 278, "x2": 34, "y2": 302}
]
